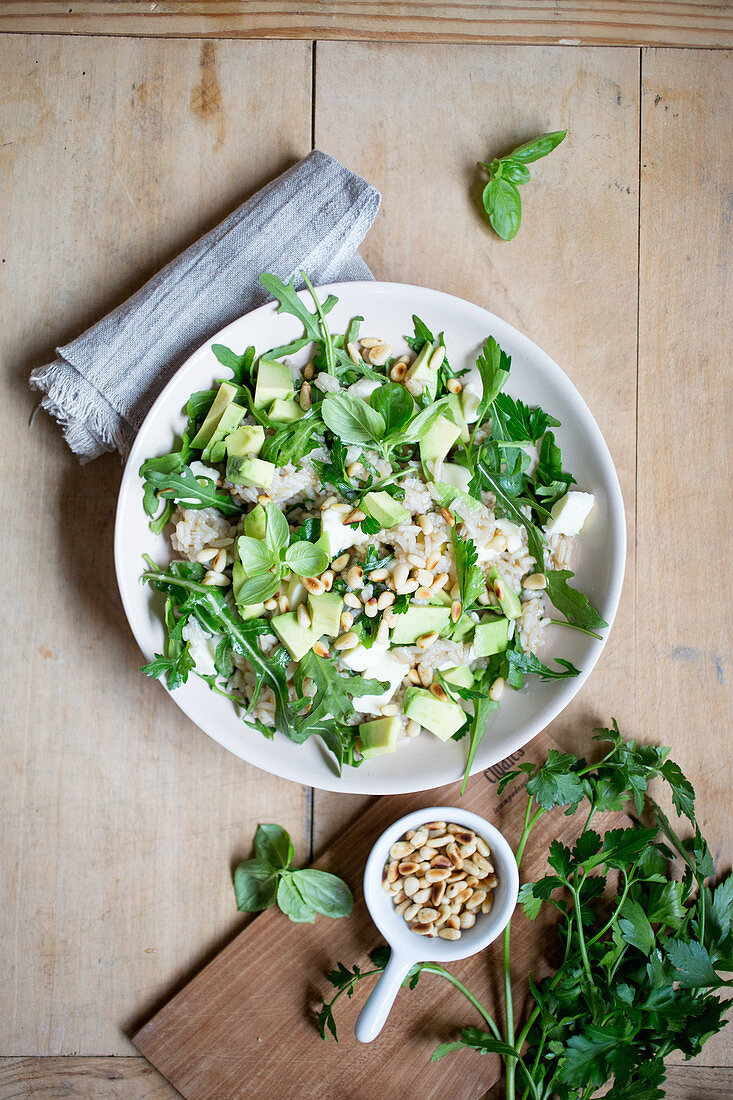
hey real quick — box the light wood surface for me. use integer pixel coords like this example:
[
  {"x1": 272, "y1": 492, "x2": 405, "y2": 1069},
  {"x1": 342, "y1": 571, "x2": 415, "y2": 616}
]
[
  {"x1": 1, "y1": 29, "x2": 731, "y2": 1100},
  {"x1": 0, "y1": 1, "x2": 732, "y2": 48}
]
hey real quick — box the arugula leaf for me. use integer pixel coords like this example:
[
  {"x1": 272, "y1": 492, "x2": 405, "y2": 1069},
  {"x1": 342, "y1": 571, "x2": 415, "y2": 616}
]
[
  {"x1": 545, "y1": 569, "x2": 608, "y2": 632},
  {"x1": 302, "y1": 272, "x2": 336, "y2": 376},
  {"x1": 505, "y1": 646, "x2": 581, "y2": 685},
  {"x1": 404, "y1": 314, "x2": 435, "y2": 353},
  {"x1": 312, "y1": 438, "x2": 356, "y2": 499},
  {"x1": 143, "y1": 463, "x2": 240, "y2": 517},
  {"x1": 259, "y1": 272, "x2": 337, "y2": 345},
  {"x1": 450, "y1": 525, "x2": 485, "y2": 609},
  {"x1": 460, "y1": 696, "x2": 498, "y2": 795},
  {"x1": 260, "y1": 410, "x2": 322, "y2": 467},
  {"x1": 475, "y1": 451, "x2": 546, "y2": 567},
  {"x1": 295, "y1": 651, "x2": 387, "y2": 726},
  {"x1": 211, "y1": 343, "x2": 256, "y2": 390}
]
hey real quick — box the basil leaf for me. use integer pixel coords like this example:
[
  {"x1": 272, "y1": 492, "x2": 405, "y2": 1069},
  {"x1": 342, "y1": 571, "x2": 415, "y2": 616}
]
[
  {"x1": 401, "y1": 397, "x2": 450, "y2": 444},
  {"x1": 508, "y1": 130, "x2": 566, "y2": 164},
  {"x1": 276, "y1": 874, "x2": 317, "y2": 923},
  {"x1": 254, "y1": 823, "x2": 294, "y2": 870},
  {"x1": 232, "y1": 571, "x2": 281, "y2": 605},
  {"x1": 501, "y1": 160, "x2": 531, "y2": 184},
  {"x1": 284, "y1": 541, "x2": 329, "y2": 578},
  {"x1": 290, "y1": 869, "x2": 354, "y2": 919},
  {"x1": 264, "y1": 503, "x2": 290, "y2": 555},
  {"x1": 321, "y1": 392, "x2": 386, "y2": 446},
  {"x1": 370, "y1": 383, "x2": 413, "y2": 438},
  {"x1": 233, "y1": 858, "x2": 279, "y2": 912},
  {"x1": 237, "y1": 536, "x2": 277, "y2": 576},
  {"x1": 483, "y1": 178, "x2": 522, "y2": 241}
]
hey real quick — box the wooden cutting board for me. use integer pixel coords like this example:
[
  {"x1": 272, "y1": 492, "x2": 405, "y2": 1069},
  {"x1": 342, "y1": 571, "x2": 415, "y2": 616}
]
[{"x1": 133, "y1": 730, "x2": 624, "y2": 1099}]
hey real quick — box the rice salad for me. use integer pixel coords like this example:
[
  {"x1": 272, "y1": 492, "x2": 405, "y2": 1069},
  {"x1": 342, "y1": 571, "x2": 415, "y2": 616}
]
[{"x1": 140, "y1": 273, "x2": 606, "y2": 786}]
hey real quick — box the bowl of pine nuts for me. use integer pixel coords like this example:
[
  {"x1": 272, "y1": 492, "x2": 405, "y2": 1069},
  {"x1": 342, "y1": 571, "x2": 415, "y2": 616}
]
[{"x1": 355, "y1": 807, "x2": 519, "y2": 1043}]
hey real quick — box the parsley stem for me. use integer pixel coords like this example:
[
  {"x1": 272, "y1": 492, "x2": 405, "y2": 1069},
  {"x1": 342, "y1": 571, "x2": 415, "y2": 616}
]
[{"x1": 419, "y1": 963, "x2": 503, "y2": 1041}]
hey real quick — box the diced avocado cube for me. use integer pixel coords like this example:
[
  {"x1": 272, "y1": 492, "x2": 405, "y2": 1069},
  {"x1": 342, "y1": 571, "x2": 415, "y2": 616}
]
[
  {"x1": 429, "y1": 588, "x2": 453, "y2": 608},
  {"x1": 359, "y1": 716, "x2": 400, "y2": 759},
  {"x1": 404, "y1": 342, "x2": 438, "y2": 399},
  {"x1": 488, "y1": 568, "x2": 522, "y2": 620},
  {"x1": 474, "y1": 616, "x2": 511, "y2": 658},
  {"x1": 442, "y1": 666, "x2": 474, "y2": 689},
  {"x1": 390, "y1": 606, "x2": 451, "y2": 645},
  {"x1": 268, "y1": 397, "x2": 304, "y2": 423},
  {"x1": 243, "y1": 503, "x2": 267, "y2": 539},
  {"x1": 308, "y1": 592, "x2": 344, "y2": 638},
  {"x1": 254, "y1": 358, "x2": 293, "y2": 410},
  {"x1": 286, "y1": 575, "x2": 307, "y2": 610},
  {"x1": 362, "y1": 490, "x2": 410, "y2": 529},
  {"x1": 447, "y1": 394, "x2": 471, "y2": 445},
  {"x1": 436, "y1": 461, "x2": 472, "y2": 492},
  {"x1": 232, "y1": 563, "x2": 266, "y2": 619},
  {"x1": 271, "y1": 611, "x2": 319, "y2": 662},
  {"x1": 226, "y1": 455, "x2": 275, "y2": 490},
  {"x1": 191, "y1": 381, "x2": 239, "y2": 449},
  {"x1": 419, "y1": 414, "x2": 462, "y2": 470},
  {"x1": 403, "y1": 687, "x2": 466, "y2": 742},
  {"x1": 201, "y1": 402, "x2": 246, "y2": 462},
  {"x1": 451, "y1": 613, "x2": 476, "y2": 643},
  {"x1": 226, "y1": 424, "x2": 265, "y2": 458}
]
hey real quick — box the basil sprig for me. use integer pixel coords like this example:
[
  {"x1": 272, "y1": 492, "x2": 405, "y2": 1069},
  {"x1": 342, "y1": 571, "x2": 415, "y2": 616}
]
[
  {"x1": 235, "y1": 503, "x2": 328, "y2": 605},
  {"x1": 478, "y1": 130, "x2": 566, "y2": 240}
]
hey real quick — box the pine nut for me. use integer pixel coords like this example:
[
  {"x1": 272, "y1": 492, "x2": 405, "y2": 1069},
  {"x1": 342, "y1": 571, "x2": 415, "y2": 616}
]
[
  {"x1": 297, "y1": 604, "x2": 311, "y2": 629},
  {"x1": 382, "y1": 703, "x2": 399, "y2": 717},
  {"x1": 303, "y1": 362, "x2": 315, "y2": 380},
  {"x1": 331, "y1": 556, "x2": 350, "y2": 578},
  {"x1": 410, "y1": 830, "x2": 428, "y2": 848},
  {"x1": 211, "y1": 549, "x2": 227, "y2": 573},
  {"x1": 462, "y1": 859, "x2": 481, "y2": 876},
  {"x1": 485, "y1": 873, "x2": 499, "y2": 890},
  {"x1": 313, "y1": 641, "x2": 330, "y2": 659},
  {"x1": 346, "y1": 566, "x2": 364, "y2": 588},
  {"x1": 447, "y1": 870, "x2": 468, "y2": 884},
  {"x1": 425, "y1": 550, "x2": 440, "y2": 571},
  {"x1": 377, "y1": 591, "x2": 395, "y2": 610},
  {"x1": 333, "y1": 632, "x2": 359, "y2": 651},
  {"x1": 416, "y1": 631, "x2": 438, "y2": 650},
  {"x1": 489, "y1": 677, "x2": 505, "y2": 702},
  {"x1": 446, "y1": 377, "x2": 463, "y2": 394},
  {"x1": 466, "y1": 889, "x2": 486, "y2": 911},
  {"x1": 430, "y1": 855, "x2": 452, "y2": 870},
  {"x1": 482, "y1": 895, "x2": 495, "y2": 915},
  {"x1": 383, "y1": 609, "x2": 397, "y2": 628},
  {"x1": 446, "y1": 882, "x2": 464, "y2": 899},
  {"x1": 431, "y1": 573, "x2": 449, "y2": 593},
  {"x1": 359, "y1": 337, "x2": 382, "y2": 349},
  {"x1": 411, "y1": 923, "x2": 436, "y2": 936},
  {"x1": 438, "y1": 927, "x2": 461, "y2": 940},
  {"x1": 407, "y1": 669, "x2": 421, "y2": 686},
  {"x1": 364, "y1": 598, "x2": 378, "y2": 618},
  {"x1": 376, "y1": 620, "x2": 390, "y2": 646},
  {"x1": 407, "y1": 553, "x2": 426, "y2": 569},
  {"x1": 475, "y1": 836, "x2": 491, "y2": 858},
  {"x1": 416, "y1": 907, "x2": 439, "y2": 924},
  {"x1": 429, "y1": 346, "x2": 445, "y2": 371},
  {"x1": 203, "y1": 571, "x2": 230, "y2": 586},
  {"x1": 392, "y1": 562, "x2": 410, "y2": 589},
  {"x1": 414, "y1": 587, "x2": 431, "y2": 600},
  {"x1": 346, "y1": 461, "x2": 364, "y2": 479},
  {"x1": 368, "y1": 343, "x2": 392, "y2": 366},
  {"x1": 472, "y1": 853, "x2": 492, "y2": 875},
  {"x1": 346, "y1": 341, "x2": 361, "y2": 364},
  {"x1": 446, "y1": 843, "x2": 463, "y2": 870},
  {"x1": 299, "y1": 381, "x2": 312, "y2": 410},
  {"x1": 264, "y1": 598, "x2": 278, "y2": 611},
  {"x1": 524, "y1": 572, "x2": 547, "y2": 590},
  {"x1": 390, "y1": 362, "x2": 407, "y2": 381},
  {"x1": 465, "y1": 876, "x2": 479, "y2": 887},
  {"x1": 395, "y1": 899, "x2": 411, "y2": 916},
  {"x1": 413, "y1": 887, "x2": 431, "y2": 904},
  {"x1": 418, "y1": 664, "x2": 433, "y2": 688},
  {"x1": 345, "y1": 509, "x2": 366, "y2": 524},
  {"x1": 416, "y1": 568, "x2": 434, "y2": 587},
  {"x1": 321, "y1": 570, "x2": 334, "y2": 591},
  {"x1": 257, "y1": 494, "x2": 272, "y2": 506},
  {"x1": 446, "y1": 915, "x2": 462, "y2": 929},
  {"x1": 402, "y1": 876, "x2": 419, "y2": 897},
  {"x1": 426, "y1": 833, "x2": 452, "y2": 847},
  {"x1": 404, "y1": 902, "x2": 420, "y2": 921},
  {"x1": 196, "y1": 547, "x2": 218, "y2": 564},
  {"x1": 493, "y1": 577, "x2": 506, "y2": 599},
  {"x1": 417, "y1": 514, "x2": 434, "y2": 535},
  {"x1": 398, "y1": 861, "x2": 420, "y2": 876},
  {"x1": 451, "y1": 600, "x2": 462, "y2": 623},
  {"x1": 369, "y1": 567, "x2": 389, "y2": 583},
  {"x1": 344, "y1": 593, "x2": 361, "y2": 609},
  {"x1": 459, "y1": 911, "x2": 476, "y2": 929},
  {"x1": 303, "y1": 576, "x2": 325, "y2": 596},
  {"x1": 440, "y1": 508, "x2": 455, "y2": 527},
  {"x1": 340, "y1": 611, "x2": 353, "y2": 632},
  {"x1": 390, "y1": 841, "x2": 414, "y2": 859},
  {"x1": 425, "y1": 867, "x2": 451, "y2": 883},
  {"x1": 431, "y1": 881, "x2": 447, "y2": 906},
  {"x1": 430, "y1": 682, "x2": 449, "y2": 703},
  {"x1": 488, "y1": 533, "x2": 507, "y2": 552}
]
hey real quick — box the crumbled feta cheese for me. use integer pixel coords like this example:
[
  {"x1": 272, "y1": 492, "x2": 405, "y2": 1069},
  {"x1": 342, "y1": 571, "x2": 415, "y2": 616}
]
[
  {"x1": 347, "y1": 378, "x2": 381, "y2": 400},
  {"x1": 340, "y1": 641, "x2": 406, "y2": 712},
  {"x1": 495, "y1": 518, "x2": 523, "y2": 554},
  {"x1": 181, "y1": 619, "x2": 218, "y2": 676},
  {"x1": 320, "y1": 506, "x2": 370, "y2": 557},
  {"x1": 190, "y1": 461, "x2": 220, "y2": 482},
  {"x1": 544, "y1": 491, "x2": 595, "y2": 538}
]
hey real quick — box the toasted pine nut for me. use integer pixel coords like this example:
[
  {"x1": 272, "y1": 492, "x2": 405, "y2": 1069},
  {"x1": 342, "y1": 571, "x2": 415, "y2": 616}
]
[
  {"x1": 466, "y1": 889, "x2": 487, "y2": 911},
  {"x1": 346, "y1": 341, "x2": 361, "y2": 364},
  {"x1": 376, "y1": 590, "x2": 395, "y2": 610},
  {"x1": 407, "y1": 669, "x2": 421, "y2": 685},
  {"x1": 346, "y1": 461, "x2": 364, "y2": 479},
  {"x1": 345, "y1": 509, "x2": 366, "y2": 524},
  {"x1": 416, "y1": 568, "x2": 434, "y2": 587},
  {"x1": 440, "y1": 508, "x2": 455, "y2": 527},
  {"x1": 475, "y1": 836, "x2": 491, "y2": 858},
  {"x1": 313, "y1": 641, "x2": 330, "y2": 659},
  {"x1": 415, "y1": 587, "x2": 433, "y2": 600},
  {"x1": 430, "y1": 854, "x2": 452, "y2": 870},
  {"x1": 459, "y1": 911, "x2": 476, "y2": 929},
  {"x1": 390, "y1": 841, "x2": 414, "y2": 859},
  {"x1": 418, "y1": 664, "x2": 433, "y2": 688},
  {"x1": 333, "y1": 632, "x2": 359, "y2": 652},
  {"x1": 320, "y1": 570, "x2": 334, "y2": 591},
  {"x1": 462, "y1": 859, "x2": 481, "y2": 876},
  {"x1": 340, "y1": 611, "x2": 353, "y2": 632},
  {"x1": 346, "y1": 566, "x2": 363, "y2": 588},
  {"x1": 430, "y1": 682, "x2": 449, "y2": 703},
  {"x1": 402, "y1": 876, "x2": 420, "y2": 897},
  {"x1": 417, "y1": 514, "x2": 434, "y2": 535},
  {"x1": 412, "y1": 887, "x2": 431, "y2": 904},
  {"x1": 411, "y1": 923, "x2": 436, "y2": 936},
  {"x1": 303, "y1": 362, "x2": 315, "y2": 380},
  {"x1": 264, "y1": 598, "x2": 278, "y2": 611},
  {"x1": 425, "y1": 833, "x2": 452, "y2": 847},
  {"x1": 431, "y1": 572, "x2": 449, "y2": 593},
  {"x1": 398, "y1": 861, "x2": 420, "y2": 876},
  {"x1": 524, "y1": 572, "x2": 547, "y2": 590},
  {"x1": 446, "y1": 377, "x2": 463, "y2": 394},
  {"x1": 359, "y1": 336, "x2": 382, "y2": 349},
  {"x1": 416, "y1": 631, "x2": 438, "y2": 650},
  {"x1": 376, "y1": 620, "x2": 390, "y2": 646},
  {"x1": 392, "y1": 562, "x2": 410, "y2": 589},
  {"x1": 416, "y1": 907, "x2": 439, "y2": 924},
  {"x1": 395, "y1": 899, "x2": 411, "y2": 916},
  {"x1": 257, "y1": 494, "x2": 271, "y2": 506},
  {"x1": 403, "y1": 902, "x2": 420, "y2": 921},
  {"x1": 431, "y1": 881, "x2": 447, "y2": 906},
  {"x1": 493, "y1": 577, "x2": 506, "y2": 599},
  {"x1": 406, "y1": 719, "x2": 421, "y2": 737},
  {"x1": 303, "y1": 576, "x2": 325, "y2": 596},
  {"x1": 203, "y1": 571, "x2": 230, "y2": 587},
  {"x1": 299, "y1": 381, "x2": 312, "y2": 410},
  {"x1": 488, "y1": 532, "x2": 507, "y2": 552},
  {"x1": 482, "y1": 895, "x2": 495, "y2": 915},
  {"x1": 489, "y1": 677, "x2": 505, "y2": 702},
  {"x1": 196, "y1": 547, "x2": 218, "y2": 564},
  {"x1": 425, "y1": 867, "x2": 451, "y2": 883},
  {"x1": 451, "y1": 600, "x2": 462, "y2": 624},
  {"x1": 407, "y1": 553, "x2": 426, "y2": 569},
  {"x1": 390, "y1": 362, "x2": 407, "y2": 381},
  {"x1": 381, "y1": 703, "x2": 399, "y2": 717},
  {"x1": 343, "y1": 593, "x2": 361, "y2": 609},
  {"x1": 438, "y1": 927, "x2": 461, "y2": 940},
  {"x1": 297, "y1": 604, "x2": 311, "y2": 629},
  {"x1": 429, "y1": 346, "x2": 446, "y2": 371},
  {"x1": 368, "y1": 343, "x2": 392, "y2": 366},
  {"x1": 364, "y1": 598, "x2": 378, "y2": 618},
  {"x1": 212, "y1": 549, "x2": 227, "y2": 573},
  {"x1": 465, "y1": 875, "x2": 479, "y2": 887},
  {"x1": 485, "y1": 873, "x2": 499, "y2": 890}
]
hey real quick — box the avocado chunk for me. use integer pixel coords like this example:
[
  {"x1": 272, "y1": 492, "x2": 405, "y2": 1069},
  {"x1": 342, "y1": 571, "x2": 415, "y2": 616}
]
[
  {"x1": 390, "y1": 606, "x2": 451, "y2": 645},
  {"x1": 191, "y1": 381, "x2": 239, "y2": 449},
  {"x1": 254, "y1": 358, "x2": 293, "y2": 410},
  {"x1": 268, "y1": 396, "x2": 304, "y2": 423},
  {"x1": 231, "y1": 564, "x2": 266, "y2": 620},
  {"x1": 226, "y1": 424, "x2": 265, "y2": 458},
  {"x1": 403, "y1": 687, "x2": 466, "y2": 742},
  {"x1": 473, "y1": 616, "x2": 511, "y2": 658},
  {"x1": 442, "y1": 666, "x2": 474, "y2": 689},
  {"x1": 447, "y1": 393, "x2": 471, "y2": 444},
  {"x1": 404, "y1": 342, "x2": 438, "y2": 399},
  {"x1": 226, "y1": 455, "x2": 275, "y2": 490},
  {"x1": 419, "y1": 414, "x2": 462, "y2": 470},
  {"x1": 243, "y1": 503, "x2": 267, "y2": 540},
  {"x1": 359, "y1": 716, "x2": 400, "y2": 759},
  {"x1": 488, "y1": 568, "x2": 522, "y2": 620},
  {"x1": 271, "y1": 611, "x2": 319, "y2": 662},
  {"x1": 435, "y1": 462, "x2": 472, "y2": 492},
  {"x1": 451, "y1": 613, "x2": 476, "y2": 643},
  {"x1": 286, "y1": 574, "x2": 307, "y2": 610},
  {"x1": 308, "y1": 591, "x2": 344, "y2": 638},
  {"x1": 202, "y1": 401, "x2": 246, "y2": 463},
  {"x1": 362, "y1": 490, "x2": 410, "y2": 529}
]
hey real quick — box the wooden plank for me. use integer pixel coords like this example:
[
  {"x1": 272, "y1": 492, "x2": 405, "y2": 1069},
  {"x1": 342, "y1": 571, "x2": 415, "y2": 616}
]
[
  {"x1": 0, "y1": 1057, "x2": 181, "y2": 1098},
  {"x1": 637, "y1": 46, "x2": 733, "y2": 1066},
  {"x1": 664, "y1": 1067, "x2": 733, "y2": 1098},
  {"x1": 0, "y1": 1, "x2": 731, "y2": 48},
  {"x1": 312, "y1": 41, "x2": 640, "y2": 849},
  {"x1": 133, "y1": 730, "x2": 629, "y2": 1100},
  {"x1": 0, "y1": 34, "x2": 313, "y2": 1056}
]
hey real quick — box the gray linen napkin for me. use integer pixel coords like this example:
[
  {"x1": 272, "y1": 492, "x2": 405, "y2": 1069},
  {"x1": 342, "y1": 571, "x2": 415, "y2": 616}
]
[{"x1": 30, "y1": 150, "x2": 380, "y2": 461}]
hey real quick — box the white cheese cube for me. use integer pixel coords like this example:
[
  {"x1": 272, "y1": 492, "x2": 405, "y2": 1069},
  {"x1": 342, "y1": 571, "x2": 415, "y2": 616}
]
[{"x1": 544, "y1": 491, "x2": 595, "y2": 538}]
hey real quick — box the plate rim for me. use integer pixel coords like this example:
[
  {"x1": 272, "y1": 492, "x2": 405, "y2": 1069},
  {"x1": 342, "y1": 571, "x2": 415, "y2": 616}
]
[{"x1": 114, "y1": 279, "x2": 626, "y2": 794}]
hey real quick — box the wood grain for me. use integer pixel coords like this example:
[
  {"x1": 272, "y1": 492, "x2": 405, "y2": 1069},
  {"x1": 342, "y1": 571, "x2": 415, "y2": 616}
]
[
  {"x1": 0, "y1": 33, "x2": 313, "y2": 1057},
  {"x1": 312, "y1": 41, "x2": 640, "y2": 848},
  {"x1": 637, "y1": 46, "x2": 733, "y2": 1069},
  {"x1": 0, "y1": 1057, "x2": 181, "y2": 1098},
  {"x1": 133, "y1": 730, "x2": 628, "y2": 1100},
  {"x1": 0, "y1": 1, "x2": 731, "y2": 48}
]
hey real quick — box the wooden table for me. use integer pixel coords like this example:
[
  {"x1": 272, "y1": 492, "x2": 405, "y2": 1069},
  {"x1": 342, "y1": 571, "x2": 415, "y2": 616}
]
[{"x1": 1, "y1": 6, "x2": 731, "y2": 1097}]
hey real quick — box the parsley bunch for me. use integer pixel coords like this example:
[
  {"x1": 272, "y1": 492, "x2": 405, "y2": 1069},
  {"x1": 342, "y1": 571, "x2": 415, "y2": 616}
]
[{"x1": 317, "y1": 722, "x2": 732, "y2": 1098}]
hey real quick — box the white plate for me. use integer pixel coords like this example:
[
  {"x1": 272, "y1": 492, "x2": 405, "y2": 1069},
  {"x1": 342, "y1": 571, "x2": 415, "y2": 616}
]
[{"x1": 115, "y1": 281, "x2": 625, "y2": 795}]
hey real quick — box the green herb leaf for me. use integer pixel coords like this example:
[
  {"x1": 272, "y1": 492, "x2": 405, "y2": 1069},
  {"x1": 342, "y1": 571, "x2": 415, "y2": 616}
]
[
  {"x1": 483, "y1": 178, "x2": 522, "y2": 241},
  {"x1": 618, "y1": 898, "x2": 656, "y2": 955},
  {"x1": 492, "y1": 392, "x2": 560, "y2": 443},
  {"x1": 237, "y1": 535, "x2": 278, "y2": 576},
  {"x1": 505, "y1": 646, "x2": 581, "y2": 684},
  {"x1": 321, "y1": 392, "x2": 386, "y2": 447},
  {"x1": 369, "y1": 383, "x2": 413, "y2": 438},
  {"x1": 264, "y1": 503, "x2": 290, "y2": 555},
  {"x1": 460, "y1": 696, "x2": 498, "y2": 795},
  {"x1": 253, "y1": 823, "x2": 294, "y2": 870},
  {"x1": 232, "y1": 569, "x2": 281, "y2": 605},
  {"x1": 233, "y1": 858, "x2": 279, "y2": 912},
  {"x1": 475, "y1": 337, "x2": 511, "y2": 422},
  {"x1": 276, "y1": 874, "x2": 317, "y2": 923},
  {"x1": 284, "y1": 541, "x2": 329, "y2": 578},
  {"x1": 450, "y1": 525, "x2": 485, "y2": 609},
  {"x1": 508, "y1": 129, "x2": 567, "y2": 164},
  {"x1": 259, "y1": 272, "x2": 337, "y2": 345},
  {"x1": 289, "y1": 869, "x2": 354, "y2": 919},
  {"x1": 545, "y1": 569, "x2": 608, "y2": 632},
  {"x1": 211, "y1": 343, "x2": 256, "y2": 390},
  {"x1": 143, "y1": 464, "x2": 240, "y2": 517}
]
